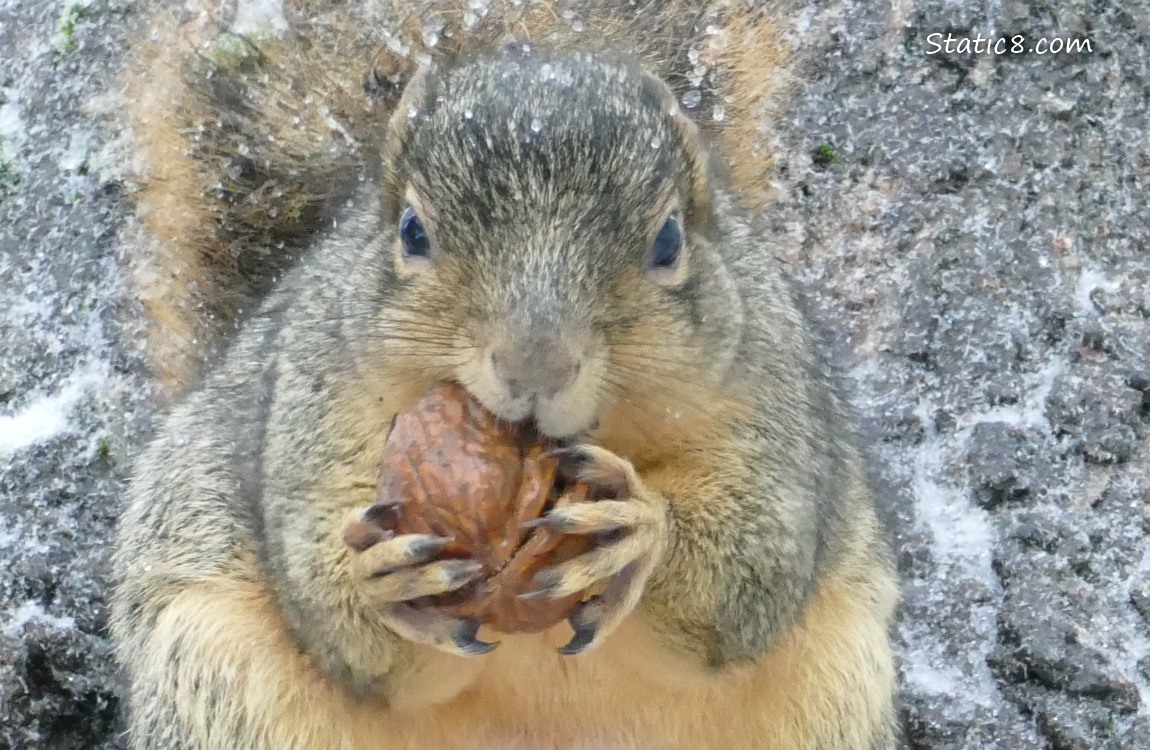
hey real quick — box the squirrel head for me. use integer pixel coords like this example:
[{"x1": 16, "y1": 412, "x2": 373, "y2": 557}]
[{"x1": 374, "y1": 43, "x2": 724, "y2": 439}]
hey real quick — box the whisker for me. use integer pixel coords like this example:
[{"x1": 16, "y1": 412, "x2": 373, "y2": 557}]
[
  {"x1": 607, "y1": 359, "x2": 730, "y2": 402},
  {"x1": 600, "y1": 370, "x2": 728, "y2": 429}
]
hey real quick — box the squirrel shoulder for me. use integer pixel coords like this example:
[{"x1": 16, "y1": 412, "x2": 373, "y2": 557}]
[
  {"x1": 110, "y1": 4, "x2": 900, "y2": 749},
  {"x1": 122, "y1": 0, "x2": 793, "y2": 390}
]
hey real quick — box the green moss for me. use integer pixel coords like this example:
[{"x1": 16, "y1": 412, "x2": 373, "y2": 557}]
[
  {"x1": 204, "y1": 34, "x2": 283, "y2": 73},
  {"x1": 812, "y1": 143, "x2": 838, "y2": 168},
  {"x1": 96, "y1": 438, "x2": 112, "y2": 462},
  {"x1": 56, "y1": 4, "x2": 89, "y2": 54},
  {"x1": 0, "y1": 150, "x2": 21, "y2": 196}
]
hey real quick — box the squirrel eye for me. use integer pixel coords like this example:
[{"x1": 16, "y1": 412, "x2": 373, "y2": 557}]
[
  {"x1": 399, "y1": 205, "x2": 431, "y2": 258},
  {"x1": 648, "y1": 212, "x2": 683, "y2": 270}
]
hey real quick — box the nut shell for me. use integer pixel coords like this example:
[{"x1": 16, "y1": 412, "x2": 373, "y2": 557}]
[{"x1": 377, "y1": 382, "x2": 594, "y2": 634}]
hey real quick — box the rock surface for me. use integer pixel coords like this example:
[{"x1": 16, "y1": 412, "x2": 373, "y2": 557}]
[
  {"x1": 775, "y1": 1, "x2": 1150, "y2": 746},
  {"x1": 1, "y1": 0, "x2": 1148, "y2": 748}
]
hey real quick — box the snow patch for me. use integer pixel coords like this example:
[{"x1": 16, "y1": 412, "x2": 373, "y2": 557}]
[
  {"x1": 1074, "y1": 266, "x2": 1120, "y2": 316},
  {"x1": 231, "y1": 0, "x2": 289, "y2": 37},
  {"x1": 901, "y1": 647, "x2": 963, "y2": 697},
  {"x1": 58, "y1": 128, "x2": 91, "y2": 172},
  {"x1": 1084, "y1": 514, "x2": 1150, "y2": 713},
  {"x1": 2, "y1": 601, "x2": 76, "y2": 638},
  {"x1": 915, "y1": 355, "x2": 1069, "y2": 569},
  {"x1": 955, "y1": 356, "x2": 1066, "y2": 433},
  {"x1": 0, "y1": 88, "x2": 25, "y2": 158},
  {"x1": 0, "y1": 361, "x2": 109, "y2": 457},
  {"x1": 910, "y1": 397, "x2": 997, "y2": 578}
]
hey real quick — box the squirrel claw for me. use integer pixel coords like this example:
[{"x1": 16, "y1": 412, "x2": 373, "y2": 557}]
[
  {"x1": 520, "y1": 512, "x2": 578, "y2": 533},
  {"x1": 384, "y1": 606, "x2": 497, "y2": 658},
  {"x1": 362, "y1": 496, "x2": 405, "y2": 523},
  {"x1": 342, "y1": 501, "x2": 404, "y2": 551},
  {"x1": 558, "y1": 618, "x2": 597, "y2": 656},
  {"x1": 551, "y1": 444, "x2": 639, "y2": 499},
  {"x1": 526, "y1": 444, "x2": 671, "y2": 651},
  {"x1": 557, "y1": 566, "x2": 639, "y2": 656},
  {"x1": 544, "y1": 445, "x2": 592, "y2": 464},
  {"x1": 519, "y1": 516, "x2": 551, "y2": 531},
  {"x1": 452, "y1": 619, "x2": 500, "y2": 656},
  {"x1": 517, "y1": 568, "x2": 561, "y2": 600}
]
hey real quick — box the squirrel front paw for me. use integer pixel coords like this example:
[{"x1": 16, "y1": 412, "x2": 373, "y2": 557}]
[
  {"x1": 520, "y1": 445, "x2": 672, "y2": 655},
  {"x1": 343, "y1": 503, "x2": 497, "y2": 657}
]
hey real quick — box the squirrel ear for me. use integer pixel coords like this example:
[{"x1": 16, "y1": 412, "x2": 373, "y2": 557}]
[
  {"x1": 639, "y1": 70, "x2": 713, "y2": 235},
  {"x1": 381, "y1": 64, "x2": 438, "y2": 224}
]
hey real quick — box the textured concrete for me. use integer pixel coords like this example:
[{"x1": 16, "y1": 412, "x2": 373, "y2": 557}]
[{"x1": 1, "y1": 0, "x2": 1147, "y2": 748}]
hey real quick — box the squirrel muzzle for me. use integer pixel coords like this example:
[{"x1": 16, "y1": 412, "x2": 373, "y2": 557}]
[{"x1": 468, "y1": 317, "x2": 601, "y2": 439}]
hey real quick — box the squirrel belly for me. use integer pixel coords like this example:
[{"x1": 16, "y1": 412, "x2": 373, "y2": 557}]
[{"x1": 111, "y1": 2, "x2": 900, "y2": 749}]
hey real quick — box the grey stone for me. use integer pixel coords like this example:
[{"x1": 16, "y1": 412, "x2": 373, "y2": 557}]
[
  {"x1": 1046, "y1": 366, "x2": 1145, "y2": 464},
  {"x1": 900, "y1": 692, "x2": 1045, "y2": 750},
  {"x1": 966, "y1": 422, "x2": 1041, "y2": 509},
  {"x1": 993, "y1": 583, "x2": 1140, "y2": 712},
  {"x1": 1132, "y1": 577, "x2": 1150, "y2": 627},
  {"x1": 1024, "y1": 691, "x2": 1150, "y2": 750},
  {"x1": 4, "y1": 0, "x2": 1150, "y2": 747}
]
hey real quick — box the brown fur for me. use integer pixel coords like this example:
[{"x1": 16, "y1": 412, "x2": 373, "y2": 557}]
[
  {"x1": 123, "y1": 0, "x2": 788, "y2": 389},
  {"x1": 138, "y1": 571, "x2": 893, "y2": 750},
  {"x1": 112, "y1": 2, "x2": 900, "y2": 749}
]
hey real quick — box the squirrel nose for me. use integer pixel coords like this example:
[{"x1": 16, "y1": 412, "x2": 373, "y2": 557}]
[{"x1": 489, "y1": 343, "x2": 582, "y2": 401}]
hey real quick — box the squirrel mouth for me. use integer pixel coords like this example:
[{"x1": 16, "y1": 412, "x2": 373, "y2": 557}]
[{"x1": 460, "y1": 370, "x2": 599, "y2": 440}]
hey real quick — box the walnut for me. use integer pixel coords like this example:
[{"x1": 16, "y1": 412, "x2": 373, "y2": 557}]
[{"x1": 371, "y1": 381, "x2": 594, "y2": 634}]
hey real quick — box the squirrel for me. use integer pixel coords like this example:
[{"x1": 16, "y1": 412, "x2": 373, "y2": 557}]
[{"x1": 110, "y1": 1, "x2": 902, "y2": 749}]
